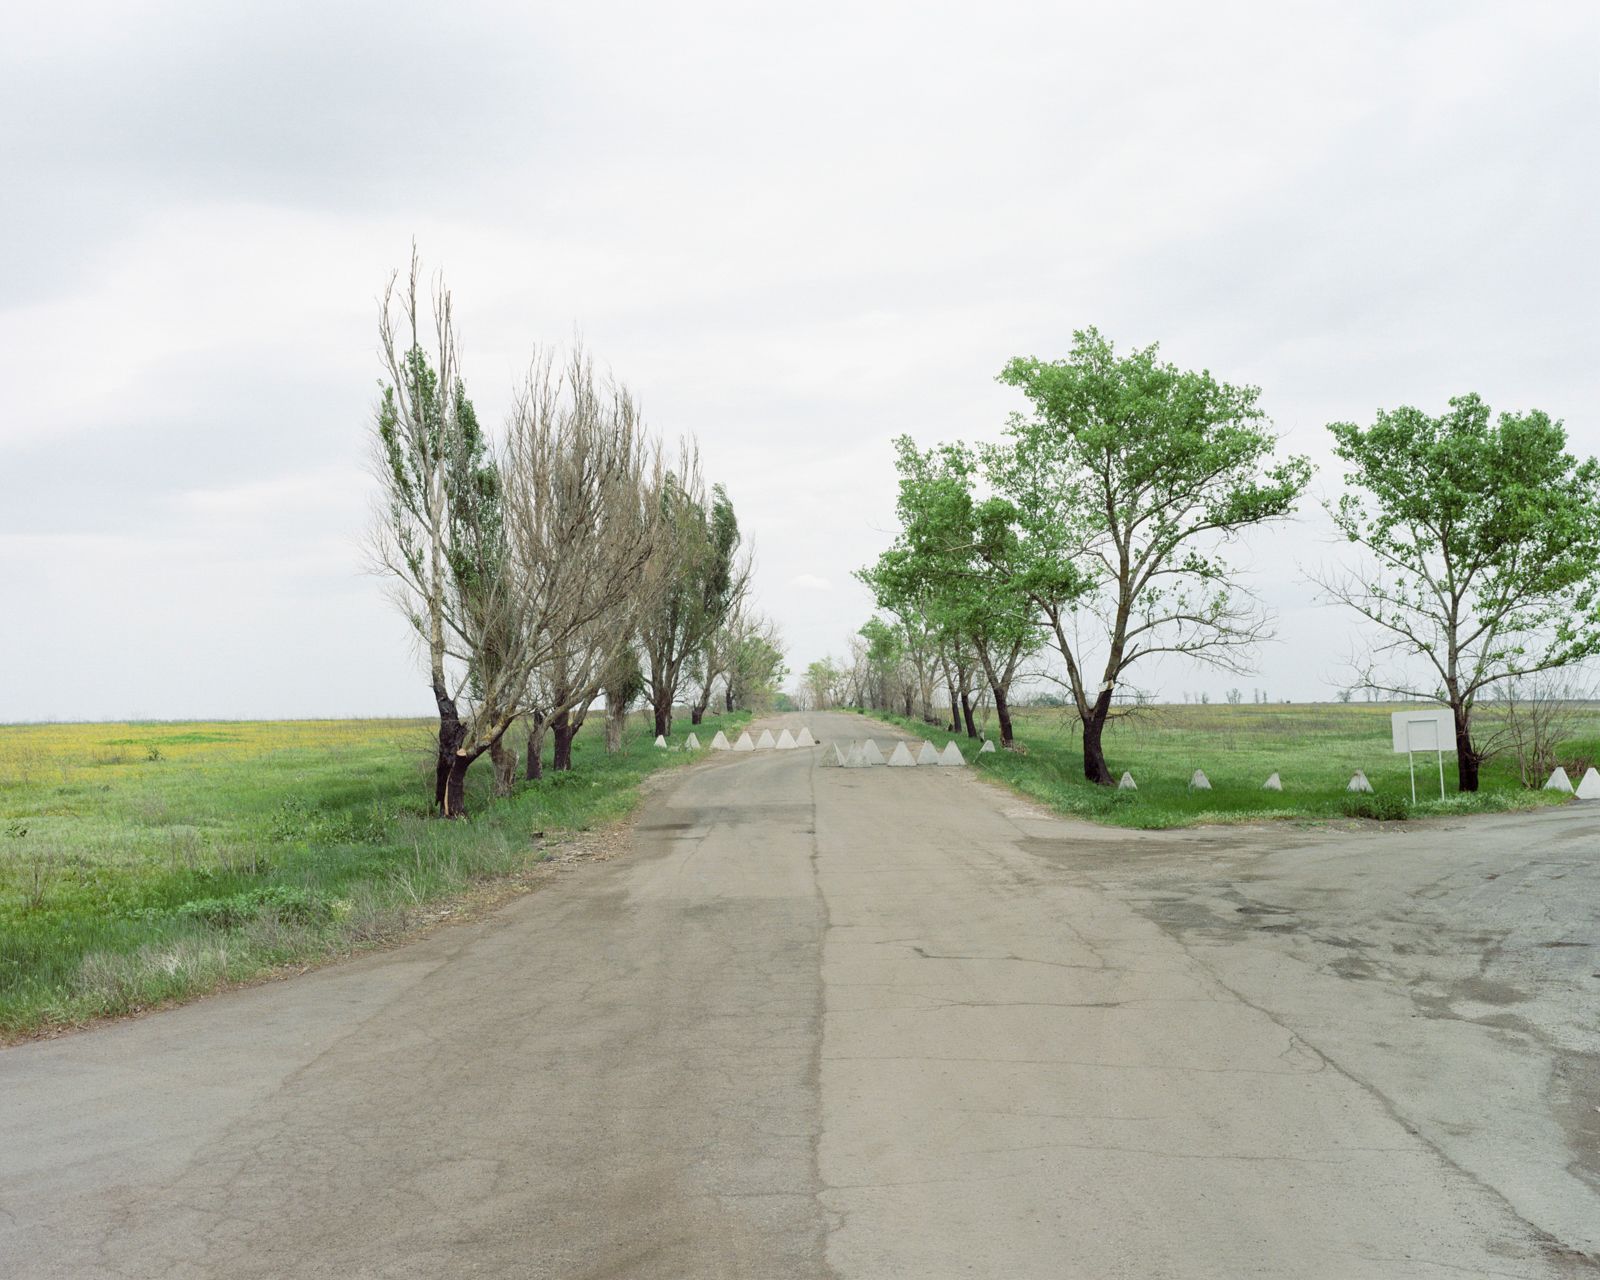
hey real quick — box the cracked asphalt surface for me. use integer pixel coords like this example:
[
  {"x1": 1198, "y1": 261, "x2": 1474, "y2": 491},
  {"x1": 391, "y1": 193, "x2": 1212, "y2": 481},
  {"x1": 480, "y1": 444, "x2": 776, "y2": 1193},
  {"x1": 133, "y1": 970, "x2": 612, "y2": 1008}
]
[{"x1": 2, "y1": 710, "x2": 1597, "y2": 1277}]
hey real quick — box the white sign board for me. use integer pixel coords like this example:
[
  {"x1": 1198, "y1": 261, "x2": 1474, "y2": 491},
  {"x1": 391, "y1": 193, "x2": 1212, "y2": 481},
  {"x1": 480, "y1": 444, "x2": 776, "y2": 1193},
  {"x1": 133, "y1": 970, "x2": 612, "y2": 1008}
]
[{"x1": 1391, "y1": 709, "x2": 1454, "y2": 754}]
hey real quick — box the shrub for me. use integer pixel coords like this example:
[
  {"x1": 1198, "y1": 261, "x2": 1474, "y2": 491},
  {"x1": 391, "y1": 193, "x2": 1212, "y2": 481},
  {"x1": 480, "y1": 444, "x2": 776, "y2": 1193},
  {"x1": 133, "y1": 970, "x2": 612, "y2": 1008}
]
[
  {"x1": 175, "y1": 885, "x2": 334, "y2": 930},
  {"x1": 1341, "y1": 793, "x2": 1409, "y2": 821}
]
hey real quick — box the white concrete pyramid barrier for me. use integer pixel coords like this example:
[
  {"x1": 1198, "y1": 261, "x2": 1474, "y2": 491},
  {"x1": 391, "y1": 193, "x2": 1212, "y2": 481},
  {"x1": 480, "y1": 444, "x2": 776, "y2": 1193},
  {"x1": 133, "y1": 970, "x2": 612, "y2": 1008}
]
[
  {"x1": 1263, "y1": 772, "x2": 1283, "y2": 791},
  {"x1": 887, "y1": 741, "x2": 916, "y2": 767},
  {"x1": 710, "y1": 731, "x2": 731, "y2": 751},
  {"x1": 938, "y1": 741, "x2": 966, "y2": 767},
  {"x1": 1576, "y1": 767, "x2": 1600, "y2": 800},
  {"x1": 733, "y1": 732, "x2": 755, "y2": 752},
  {"x1": 1347, "y1": 770, "x2": 1374, "y2": 793},
  {"x1": 822, "y1": 743, "x2": 846, "y2": 767},
  {"x1": 1544, "y1": 767, "x2": 1573, "y2": 793},
  {"x1": 756, "y1": 729, "x2": 777, "y2": 749},
  {"x1": 1189, "y1": 769, "x2": 1211, "y2": 790},
  {"x1": 796, "y1": 727, "x2": 816, "y2": 747},
  {"x1": 685, "y1": 732, "x2": 700, "y2": 750},
  {"x1": 979, "y1": 740, "x2": 996, "y2": 754},
  {"x1": 861, "y1": 739, "x2": 886, "y2": 766},
  {"x1": 844, "y1": 742, "x2": 867, "y2": 768},
  {"x1": 654, "y1": 734, "x2": 667, "y2": 749},
  {"x1": 776, "y1": 728, "x2": 797, "y2": 750},
  {"x1": 917, "y1": 742, "x2": 940, "y2": 765},
  {"x1": 1118, "y1": 771, "x2": 1137, "y2": 791}
]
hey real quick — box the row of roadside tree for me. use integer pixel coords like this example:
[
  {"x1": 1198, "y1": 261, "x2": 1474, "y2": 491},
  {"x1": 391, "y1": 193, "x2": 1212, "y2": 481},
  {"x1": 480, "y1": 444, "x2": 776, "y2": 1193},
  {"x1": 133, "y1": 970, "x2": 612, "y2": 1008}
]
[
  {"x1": 842, "y1": 328, "x2": 1600, "y2": 792},
  {"x1": 369, "y1": 255, "x2": 784, "y2": 816}
]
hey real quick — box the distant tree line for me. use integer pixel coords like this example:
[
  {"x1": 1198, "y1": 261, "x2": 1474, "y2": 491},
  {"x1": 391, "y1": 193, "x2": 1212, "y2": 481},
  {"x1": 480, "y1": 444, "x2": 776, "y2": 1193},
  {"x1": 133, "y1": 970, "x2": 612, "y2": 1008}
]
[
  {"x1": 832, "y1": 328, "x2": 1600, "y2": 792},
  {"x1": 369, "y1": 255, "x2": 785, "y2": 816}
]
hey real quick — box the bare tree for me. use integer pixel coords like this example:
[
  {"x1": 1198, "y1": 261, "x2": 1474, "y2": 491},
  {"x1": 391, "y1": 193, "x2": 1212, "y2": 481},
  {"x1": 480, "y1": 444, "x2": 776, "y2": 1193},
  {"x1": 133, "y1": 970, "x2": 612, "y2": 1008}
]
[
  {"x1": 370, "y1": 253, "x2": 537, "y2": 817},
  {"x1": 505, "y1": 346, "x2": 664, "y2": 781}
]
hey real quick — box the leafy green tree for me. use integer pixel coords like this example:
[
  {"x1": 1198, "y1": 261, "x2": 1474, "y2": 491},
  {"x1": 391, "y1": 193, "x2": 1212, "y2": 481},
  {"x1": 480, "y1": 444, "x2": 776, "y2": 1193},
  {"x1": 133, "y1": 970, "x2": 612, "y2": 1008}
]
[
  {"x1": 860, "y1": 438, "x2": 1037, "y2": 743},
  {"x1": 990, "y1": 328, "x2": 1310, "y2": 783},
  {"x1": 1319, "y1": 393, "x2": 1600, "y2": 790}
]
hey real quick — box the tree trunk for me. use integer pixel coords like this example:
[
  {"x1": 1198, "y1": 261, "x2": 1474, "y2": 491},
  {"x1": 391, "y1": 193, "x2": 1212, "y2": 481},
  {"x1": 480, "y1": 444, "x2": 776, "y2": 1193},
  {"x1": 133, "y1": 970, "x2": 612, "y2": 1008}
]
[
  {"x1": 653, "y1": 692, "x2": 673, "y2": 739},
  {"x1": 552, "y1": 710, "x2": 577, "y2": 772},
  {"x1": 691, "y1": 705, "x2": 705, "y2": 725},
  {"x1": 1080, "y1": 690, "x2": 1114, "y2": 785},
  {"x1": 946, "y1": 676, "x2": 960, "y2": 732},
  {"x1": 605, "y1": 694, "x2": 627, "y2": 753},
  {"x1": 992, "y1": 684, "x2": 1014, "y2": 746},
  {"x1": 443, "y1": 747, "x2": 485, "y2": 818},
  {"x1": 524, "y1": 722, "x2": 546, "y2": 781},
  {"x1": 433, "y1": 679, "x2": 466, "y2": 815},
  {"x1": 489, "y1": 733, "x2": 517, "y2": 797},
  {"x1": 1453, "y1": 703, "x2": 1480, "y2": 792},
  {"x1": 725, "y1": 685, "x2": 735, "y2": 713},
  {"x1": 960, "y1": 689, "x2": 978, "y2": 739}
]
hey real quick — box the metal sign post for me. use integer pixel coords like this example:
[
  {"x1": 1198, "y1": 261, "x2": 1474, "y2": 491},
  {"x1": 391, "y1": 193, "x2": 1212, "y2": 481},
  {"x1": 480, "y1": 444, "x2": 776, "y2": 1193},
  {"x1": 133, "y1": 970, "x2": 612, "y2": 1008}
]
[{"x1": 1391, "y1": 710, "x2": 1453, "y2": 802}]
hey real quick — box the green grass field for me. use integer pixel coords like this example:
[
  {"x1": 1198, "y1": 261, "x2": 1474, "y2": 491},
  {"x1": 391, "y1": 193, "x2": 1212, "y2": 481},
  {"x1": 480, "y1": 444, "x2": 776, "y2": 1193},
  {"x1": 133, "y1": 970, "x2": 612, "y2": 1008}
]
[
  {"x1": 0, "y1": 712, "x2": 748, "y2": 1039},
  {"x1": 859, "y1": 701, "x2": 1600, "y2": 830}
]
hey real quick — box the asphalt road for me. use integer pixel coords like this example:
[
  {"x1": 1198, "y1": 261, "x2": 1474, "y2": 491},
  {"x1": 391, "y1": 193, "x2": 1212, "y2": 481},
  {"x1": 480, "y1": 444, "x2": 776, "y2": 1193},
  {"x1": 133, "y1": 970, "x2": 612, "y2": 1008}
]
[{"x1": 3, "y1": 710, "x2": 1596, "y2": 1278}]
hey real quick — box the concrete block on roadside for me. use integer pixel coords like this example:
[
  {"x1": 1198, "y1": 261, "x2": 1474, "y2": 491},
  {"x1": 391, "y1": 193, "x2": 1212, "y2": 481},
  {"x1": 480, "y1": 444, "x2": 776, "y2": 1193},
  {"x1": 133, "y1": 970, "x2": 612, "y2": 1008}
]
[
  {"x1": 938, "y1": 741, "x2": 966, "y2": 767},
  {"x1": 1347, "y1": 770, "x2": 1373, "y2": 793},
  {"x1": 710, "y1": 731, "x2": 731, "y2": 751},
  {"x1": 797, "y1": 727, "x2": 816, "y2": 747},
  {"x1": 917, "y1": 742, "x2": 940, "y2": 765},
  {"x1": 684, "y1": 733, "x2": 700, "y2": 750},
  {"x1": 1545, "y1": 767, "x2": 1573, "y2": 793},
  {"x1": 1263, "y1": 772, "x2": 1283, "y2": 791},
  {"x1": 844, "y1": 742, "x2": 867, "y2": 768},
  {"x1": 776, "y1": 729, "x2": 797, "y2": 750},
  {"x1": 822, "y1": 743, "x2": 846, "y2": 767},
  {"x1": 861, "y1": 739, "x2": 886, "y2": 766},
  {"x1": 1576, "y1": 767, "x2": 1600, "y2": 800},
  {"x1": 756, "y1": 729, "x2": 776, "y2": 749},
  {"x1": 654, "y1": 734, "x2": 667, "y2": 749},
  {"x1": 887, "y1": 742, "x2": 916, "y2": 767},
  {"x1": 733, "y1": 732, "x2": 755, "y2": 752},
  {"x1": 1189, "y1": 769, "x2": 1211, "y2": 790},
  {"x1": 1118, "y1": 771, "x2": 1137, "y2": 791},
  {"x1": 979, "y1": 740, "x2": 996, "y2": 754}
]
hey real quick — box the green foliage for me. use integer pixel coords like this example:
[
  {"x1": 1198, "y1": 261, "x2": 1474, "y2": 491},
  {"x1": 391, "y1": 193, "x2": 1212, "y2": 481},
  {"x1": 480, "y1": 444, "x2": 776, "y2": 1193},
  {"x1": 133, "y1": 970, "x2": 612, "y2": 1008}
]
[
  {"x1": 1340, "y1": 794, "x2": 1409, "y2": 822},
  {"x1": 1327, "y1": 393, "x2": 1600, "y2": 699},
  {"x1": 174, "y1": 885, "x2": 336, "y2": 929},
  {"x1": 988, "y1": 329, "x2": 1311, "y2": 704}
]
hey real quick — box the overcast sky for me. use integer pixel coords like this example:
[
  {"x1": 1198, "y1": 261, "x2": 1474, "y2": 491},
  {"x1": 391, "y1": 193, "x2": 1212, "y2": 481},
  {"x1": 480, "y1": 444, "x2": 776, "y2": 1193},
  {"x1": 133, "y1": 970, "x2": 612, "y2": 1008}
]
[{"x1": 2, "y1": 0, "x2": 1596, "y2": 721}]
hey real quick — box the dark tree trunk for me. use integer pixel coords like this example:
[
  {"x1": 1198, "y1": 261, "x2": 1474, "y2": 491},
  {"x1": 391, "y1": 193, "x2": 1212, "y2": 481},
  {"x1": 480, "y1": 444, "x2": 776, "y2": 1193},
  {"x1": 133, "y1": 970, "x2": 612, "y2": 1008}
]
[
  {"x1": 442, "y1": 742, "x2": 489, "y2": 818},
  {"x1": 725, "y1": 685, "x2": 735, "y2": 713},
  {"x1": 946, "y1": 676, "x2": 960, "y2": 732},
  {"x1": 691, "y1": 705, "x2": 705, "y2": 725},
  {"x1": 960, "y1": 690, "x2": 978, "y2": 739},
  {"x1": 903, "y1": 691, "x2": 913, "y2": 718},
  {"x1": 1081, "y1": 690, "x2": 1115, "y2": 785},
  {"x1": 1453, "y1": 703, "x2": 1480, "y2": 792},
  {"x1": 433, "y1": 679, "x2": 467, "y2": 815},
  {"x1": 653, "y1": 693, "x2": 673, "y2": 739},
  {"x1": 992, "y1": 684, "x2": 1014, "y2": 746},
  {"x1": 552, "y1": 710, "x2": 577, "y2": 772}
]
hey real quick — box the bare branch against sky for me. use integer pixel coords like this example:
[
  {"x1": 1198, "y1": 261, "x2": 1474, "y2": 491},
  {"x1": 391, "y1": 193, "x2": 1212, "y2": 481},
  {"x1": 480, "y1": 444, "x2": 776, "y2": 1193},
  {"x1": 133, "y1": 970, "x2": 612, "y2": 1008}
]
[{"x1": 1, "y1": 0, "x2": 1595, "y2": 719}]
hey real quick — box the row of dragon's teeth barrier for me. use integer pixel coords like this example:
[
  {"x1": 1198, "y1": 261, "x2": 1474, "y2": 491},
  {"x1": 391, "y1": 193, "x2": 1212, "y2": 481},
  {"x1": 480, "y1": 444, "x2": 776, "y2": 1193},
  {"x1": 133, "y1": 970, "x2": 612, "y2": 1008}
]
[{"x1": 656, "y1": 732, "x2": 1600, "y2": 800}]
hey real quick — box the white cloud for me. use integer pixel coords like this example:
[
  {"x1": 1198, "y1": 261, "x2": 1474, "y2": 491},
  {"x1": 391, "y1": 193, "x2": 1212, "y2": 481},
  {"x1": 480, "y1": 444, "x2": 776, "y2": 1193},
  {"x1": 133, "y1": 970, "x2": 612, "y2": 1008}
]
[{"x1": 789, "y1": 574, "x2": 834, "y2": 593}]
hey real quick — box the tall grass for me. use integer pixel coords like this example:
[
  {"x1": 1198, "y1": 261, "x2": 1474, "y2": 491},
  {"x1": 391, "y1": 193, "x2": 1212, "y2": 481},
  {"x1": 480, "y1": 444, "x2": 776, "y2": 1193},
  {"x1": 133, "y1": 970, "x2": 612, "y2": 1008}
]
[{"x1": 0, "y1": 712, "x2": 747, "y2": 1039}]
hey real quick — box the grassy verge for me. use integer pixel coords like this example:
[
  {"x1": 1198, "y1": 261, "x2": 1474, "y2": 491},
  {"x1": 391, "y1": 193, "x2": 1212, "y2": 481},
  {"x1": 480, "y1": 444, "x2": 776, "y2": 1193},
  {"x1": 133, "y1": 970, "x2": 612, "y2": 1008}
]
[
  {"x1": 0, "y1": 711, "x2": 748, "y2": 1040},
  {"x1": 845, "y1": 703, "x2": 1599, "y2": 831}
]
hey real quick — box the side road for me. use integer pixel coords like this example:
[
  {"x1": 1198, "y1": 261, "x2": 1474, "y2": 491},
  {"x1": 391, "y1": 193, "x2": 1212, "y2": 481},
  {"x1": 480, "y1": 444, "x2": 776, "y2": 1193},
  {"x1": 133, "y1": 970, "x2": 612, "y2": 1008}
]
[{"x1": 1, "y1": 712, "x2": 1594, "y2": 1277}]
